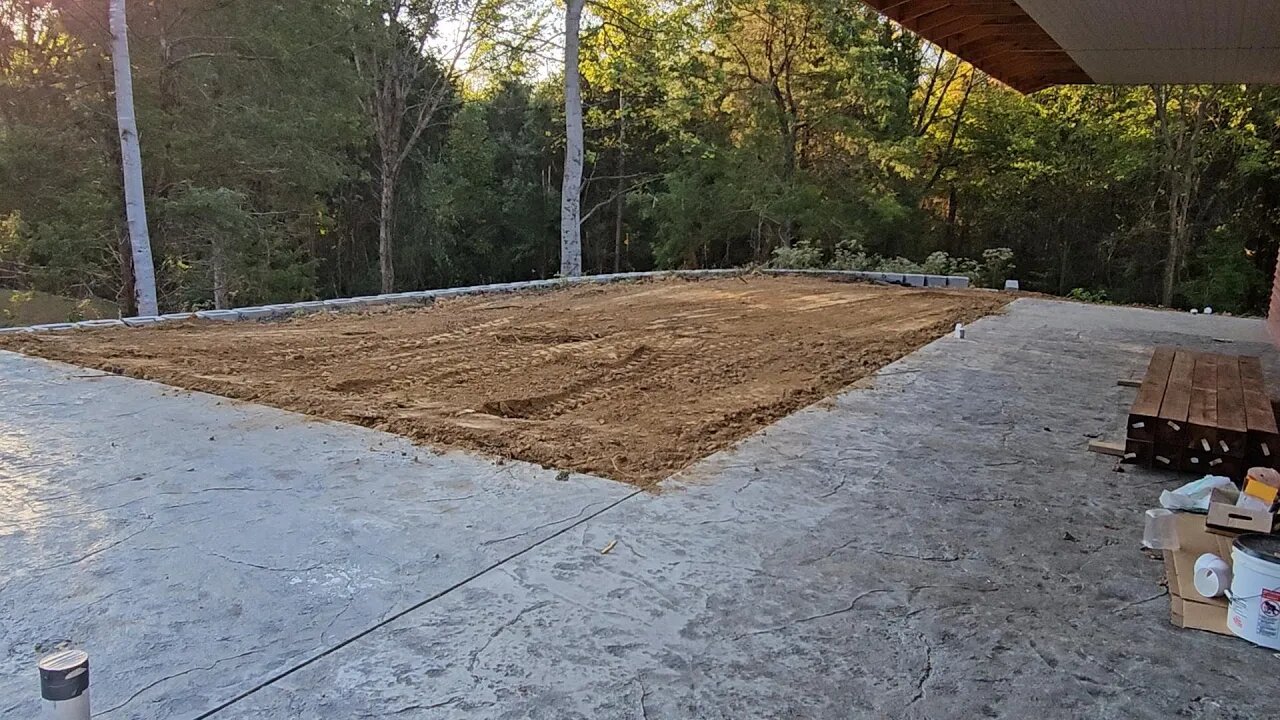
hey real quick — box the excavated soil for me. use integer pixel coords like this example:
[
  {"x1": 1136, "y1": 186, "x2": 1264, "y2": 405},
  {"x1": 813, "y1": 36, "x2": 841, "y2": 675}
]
[{"x1": 0, "y1": 276, "x2": 1007, "y2": 485}]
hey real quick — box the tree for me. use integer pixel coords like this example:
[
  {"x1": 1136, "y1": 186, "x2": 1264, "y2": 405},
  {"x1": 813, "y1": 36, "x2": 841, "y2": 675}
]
[
  {"x1": 5, "y1": 0, "x2": 1280, "y2": 318},
  {"x1": 133, "y1": 0, "x2": 366, "y2": 309},
  {"x1": 108, "y1": 0, "x2": 158, "y2": 316},
  {"x1": 577, "y1": 0, "x2": 684, "y2": 272},
  {"x1": 559, "y1": 0, "x2": 585, "y2": 277},
  {"x1": 354, "y1": 0, "x2": 487, "y2": 293},
  {"x1": 0, "y1": 1, "x2": 130, "y2": 310},
  {"x1": 645, "y1": 0, "x2": 919, "y2": 265},
  {"x1": 1153, "y1": 84, "x2": 1215, "y2": 306}
]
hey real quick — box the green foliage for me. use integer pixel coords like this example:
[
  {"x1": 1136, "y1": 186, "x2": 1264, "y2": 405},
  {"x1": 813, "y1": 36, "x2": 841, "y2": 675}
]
[
  {"x1": 403, "y1": 80, "x2": 561, "y2": 287},
  {"x1": 0, "y1": 289, "x2": 117, "y2": 328},
  {"x1": 978, "y1": 248, "x2": 1016, "y2": 288},
  {"x1": 156, "y1": 185, "x2": 317, "y2": 308},
  {"x1": 769, "y1": 241, "x2": 827, "y2": 270},
  {"x1": 1, "y1": 0, "x2": 1278, "y2": 314},
  {"x1": 1181, "y1": 226, "x2": 1268, "y2": 314},
  {"x1": 66, "y1": 299, "x2": 94, "y2": 323},
  {"x1": 645, "y1": 0, "x2": 920, "y2": 268},
  {"x1": 0, "y1": 290, "x2": 31, "y2": 325},
  {"x1": 768, "y1": 239, "x2": 1011, "y2": 287},
  {"x1": 1067, "y1": 288, "x2": 1111, "y2": 304}
]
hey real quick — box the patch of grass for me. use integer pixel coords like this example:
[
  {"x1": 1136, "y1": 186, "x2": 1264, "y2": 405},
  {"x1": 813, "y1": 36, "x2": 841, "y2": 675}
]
[{"x1": 0, "y1": 290, "x2": 118, "y2": 327}]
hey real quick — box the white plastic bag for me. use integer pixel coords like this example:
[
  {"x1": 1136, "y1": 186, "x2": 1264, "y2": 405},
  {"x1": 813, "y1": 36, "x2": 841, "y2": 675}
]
[{"x1": 1159, "y1": 475, "x2": 1237, "y2": 511}]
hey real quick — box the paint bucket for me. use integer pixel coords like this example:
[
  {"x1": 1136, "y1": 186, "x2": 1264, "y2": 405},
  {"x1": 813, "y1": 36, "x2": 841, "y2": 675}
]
[{"x1": 1227, "y1": 534, "x2": 1280, "y2": 649}]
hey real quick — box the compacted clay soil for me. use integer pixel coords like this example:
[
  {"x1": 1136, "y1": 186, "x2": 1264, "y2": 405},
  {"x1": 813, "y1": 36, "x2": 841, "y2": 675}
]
[{"x1": 0, "y1": 276, "x2": 1007, "y2": 485}]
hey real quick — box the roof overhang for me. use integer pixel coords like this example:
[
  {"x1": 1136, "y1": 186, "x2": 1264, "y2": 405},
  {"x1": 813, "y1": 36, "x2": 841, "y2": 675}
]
[{"x1": 861, "y1": 0, "x2": 1280, "y2": 93}]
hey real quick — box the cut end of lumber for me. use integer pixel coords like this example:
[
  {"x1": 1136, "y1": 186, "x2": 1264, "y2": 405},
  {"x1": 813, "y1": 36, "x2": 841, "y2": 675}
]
[{"x1": 1088, "y1": 440, "x2": 1126, "y2": 457}]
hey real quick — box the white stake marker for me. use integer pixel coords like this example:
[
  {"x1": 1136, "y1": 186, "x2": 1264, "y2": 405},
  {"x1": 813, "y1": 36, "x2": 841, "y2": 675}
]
[{"x1": 39, "y1": 649, "x2": 89, "y2": 720}]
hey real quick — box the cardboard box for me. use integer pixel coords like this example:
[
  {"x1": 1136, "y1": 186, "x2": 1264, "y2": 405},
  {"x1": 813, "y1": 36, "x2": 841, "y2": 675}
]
[
  {"x1": 1164, "y1": 512, "x2": 1235, "y2": 636},
  {"x1": 1204, "y1": 486, "x2": 1276, "y2": 534},
  {"x1": 1206, "y1": 502, "x2": 1275, "y2": 534}
]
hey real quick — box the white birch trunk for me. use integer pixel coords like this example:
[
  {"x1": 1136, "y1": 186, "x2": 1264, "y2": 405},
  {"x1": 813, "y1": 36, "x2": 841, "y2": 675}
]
[
  {"x1": 109, "y1": 0, "x2": 159, "y2": 316},
  {"x1": 560, "y1": 0, "x2": 585, "y2": 278}
]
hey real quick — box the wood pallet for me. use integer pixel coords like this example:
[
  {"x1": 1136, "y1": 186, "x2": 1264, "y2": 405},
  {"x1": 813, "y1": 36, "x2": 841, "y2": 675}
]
[{"x1": 1124, "y1": 348, "x2": 1280, "y2": 480}]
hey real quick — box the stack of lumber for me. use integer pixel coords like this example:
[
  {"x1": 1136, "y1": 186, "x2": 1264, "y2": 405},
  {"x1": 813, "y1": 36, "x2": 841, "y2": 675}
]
[{"x1": 1125, "y1": 348, "x2": 1279, "y2": 480}]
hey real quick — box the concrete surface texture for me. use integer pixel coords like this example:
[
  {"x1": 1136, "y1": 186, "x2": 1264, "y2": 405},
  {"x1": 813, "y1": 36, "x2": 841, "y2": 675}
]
[
  {"x1": 0, "y1": 357, "x2": 634, "y2": 718},
  {"x1": 2, "y1": 298, "x2": 1277, "y2": 719}
]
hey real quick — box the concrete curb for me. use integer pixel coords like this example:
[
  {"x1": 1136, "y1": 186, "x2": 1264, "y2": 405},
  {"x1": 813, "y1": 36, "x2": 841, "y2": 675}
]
[{"x1": 0, "y1": 268, "x2": 972, "y2": 335}]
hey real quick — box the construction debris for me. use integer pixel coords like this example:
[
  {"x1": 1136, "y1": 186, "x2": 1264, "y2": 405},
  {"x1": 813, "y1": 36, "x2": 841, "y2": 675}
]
[
  {"x1": 1123, "y1": 349, "x2": 1280, "y2": 480},
  {"x1": 1153, "y1": 467, "x2": 1280, "y2": 647}
]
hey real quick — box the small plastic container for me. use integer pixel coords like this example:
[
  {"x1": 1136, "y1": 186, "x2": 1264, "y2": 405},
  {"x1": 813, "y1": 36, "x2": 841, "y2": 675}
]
[{"x1": 1142, "y1": 508, "x2": 1179, "y2": 550}]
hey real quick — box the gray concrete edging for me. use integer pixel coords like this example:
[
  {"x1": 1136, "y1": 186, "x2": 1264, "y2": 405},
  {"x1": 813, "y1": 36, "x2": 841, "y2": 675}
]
[{"x1": 0, "y1": 268, "x2": 971, "y2": 335}]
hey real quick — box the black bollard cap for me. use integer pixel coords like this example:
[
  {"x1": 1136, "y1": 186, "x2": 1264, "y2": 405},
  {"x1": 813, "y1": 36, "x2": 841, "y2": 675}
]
[{"x1": 38, "y1": 649, "x2": 89, "y2": 701}]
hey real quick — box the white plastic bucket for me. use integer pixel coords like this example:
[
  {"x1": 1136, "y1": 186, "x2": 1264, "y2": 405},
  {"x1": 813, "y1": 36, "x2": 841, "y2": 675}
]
[{"x1": 1227, "y1": 535, "x2": 1280, "y2": 649}]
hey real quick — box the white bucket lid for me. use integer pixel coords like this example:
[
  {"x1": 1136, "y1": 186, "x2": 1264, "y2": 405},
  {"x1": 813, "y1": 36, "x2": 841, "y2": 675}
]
[{"x1": 1233, "y1": 534, "x2": 1280, "y2": 565}]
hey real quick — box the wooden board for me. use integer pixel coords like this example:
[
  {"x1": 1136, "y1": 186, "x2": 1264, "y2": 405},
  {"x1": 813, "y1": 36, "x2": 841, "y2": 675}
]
[
  {"x1": 1213, "y1": 353, "x2": 1244, "y2": 453},
  {"x1": 1238, "y1": 355, "x2": 1265, "y2": 391},
  {"x1": 1156, "y1": 350, "x2": 1195, "y2": 447},
  {"x1": 1123, "y1": 437, "x2": 1153, "y2": 465},
  {"x1": 1153, "y1": 448, "x2": 1180, "y2": 470},
  {"x1": 1129, "y1": 347, "x2": 1175, "y2": 442},
  {"x1": 1120, "y1": 348, "x2": 1278, "y2": 480},
  {"x1": 1186, "y1": 353, "x2": 1218, "y2": 450},
  {"x1": 1238, "y1": 355, "x2": 1279, "y2": 466},
  {"x1": 1238, "y1": 356, "x2": 1278, "y2": 434},
  {"x1": 1243, "y1": 390, "x2": 1277, "y2": 433},
  {"x1": 1088, "y1": 440, "x2": 1125, "y2": 457},
  {"x1": 1216, "y1": 356, "x2": 1249, "y2": 432},
  {"x1": 1216, "y1": 355, "x2": 1248, "y2": 457}
]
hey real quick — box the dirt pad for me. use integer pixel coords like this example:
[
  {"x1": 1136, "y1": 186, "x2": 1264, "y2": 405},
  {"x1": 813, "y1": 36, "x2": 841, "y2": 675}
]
[{"x1": 0, "y1": 276, "x2": 1007, "y2": 485}]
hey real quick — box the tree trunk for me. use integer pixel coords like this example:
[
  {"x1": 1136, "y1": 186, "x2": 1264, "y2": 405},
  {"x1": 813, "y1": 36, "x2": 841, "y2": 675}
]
[
  {"x1": 922, "y1": 73, "x2": 974, "y2": 196},
  {"x1": 378, "y1": 164, "x2": 396, "y2": 294},
  {"x1": 560, "y1": 0, "x2": 585, "y2": 278},
  {"x1": 1163, "y1": 183, "x2": 1193, "y2": 307},
  {"x1": 945, "y1": 186, "x2": 958, "y2": 254},
  {"x1": 1156, "y1": 86, "x2": 1180, "y2": 307},
  {"x1": 117, "y1": 225, "x2": 137, "y2": 317},
  {"x1": 212, "y1": 235, "x2": 229, "y2": 309},
  {"x1": 769, "y1": 84, "x2": 797, "y2": 249},
  {"x1": 778, "y1": 126, "x2": 796, "y2": 248},
  {"x1": 100, "y1": 78, "x2": 135, "y2": 317},
  {"x1": 613, "y1": 88, "x2": 625, "y2": 273},
  {"x1": 1162, "y1": 192, "x2": 1180, "y2": 306},
  {"x1": 109, "y1": 0, "x2": 160, "y2": 316},
  {"x1": 1154, "y1": 85, "x2": 1208, "y2": 307}
]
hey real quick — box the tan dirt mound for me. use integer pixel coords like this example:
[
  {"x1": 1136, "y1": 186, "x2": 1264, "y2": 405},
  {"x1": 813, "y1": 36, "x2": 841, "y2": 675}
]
[{"x1": 0, "y1": 276, "x2": 1008, "y2": 485}]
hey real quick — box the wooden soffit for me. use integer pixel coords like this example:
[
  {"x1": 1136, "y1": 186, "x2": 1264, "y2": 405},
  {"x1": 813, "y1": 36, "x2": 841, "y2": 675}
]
[
  {"x1": 861, "y1": 1, "x2": 1280, "y2": 94},
  {"x1": 861, "y1": 0, "x2": 1089, "y2": 93}
]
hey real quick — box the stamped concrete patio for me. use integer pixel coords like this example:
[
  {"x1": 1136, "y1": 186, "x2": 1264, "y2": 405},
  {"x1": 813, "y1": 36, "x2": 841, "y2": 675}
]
[{"x1": 2, "y1": 297, "x2": 1277, "y2": 719}]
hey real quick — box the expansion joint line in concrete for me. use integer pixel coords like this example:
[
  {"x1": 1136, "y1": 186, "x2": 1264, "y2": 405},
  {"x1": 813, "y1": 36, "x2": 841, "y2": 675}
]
[{"x1": 193, "y1": 487, "x2": 645, "y2": 719}]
